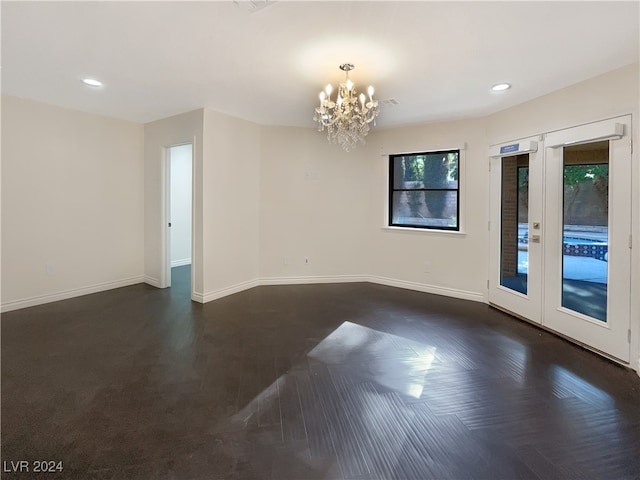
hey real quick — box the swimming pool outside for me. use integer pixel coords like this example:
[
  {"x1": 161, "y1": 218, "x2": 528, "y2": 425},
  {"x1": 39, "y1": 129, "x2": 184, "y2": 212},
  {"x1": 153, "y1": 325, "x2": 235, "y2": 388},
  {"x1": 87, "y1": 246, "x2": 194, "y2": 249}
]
[{"x1": 516, "y1": 223, "x2": 608, "y2": 284}]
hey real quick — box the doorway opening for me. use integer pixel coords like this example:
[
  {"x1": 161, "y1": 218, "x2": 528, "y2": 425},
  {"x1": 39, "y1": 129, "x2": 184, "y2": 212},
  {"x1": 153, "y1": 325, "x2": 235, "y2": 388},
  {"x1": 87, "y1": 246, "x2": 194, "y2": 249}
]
[{"x1": 166, "y1": 143, "x2": 193, "y2": 295}]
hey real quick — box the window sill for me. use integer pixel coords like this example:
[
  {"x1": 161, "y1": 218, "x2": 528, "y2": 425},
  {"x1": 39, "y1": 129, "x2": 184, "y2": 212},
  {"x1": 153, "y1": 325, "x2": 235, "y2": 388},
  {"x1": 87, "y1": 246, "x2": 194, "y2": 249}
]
[{"x1": 381, "y1": 226, "x2": 467, "y2": 236}]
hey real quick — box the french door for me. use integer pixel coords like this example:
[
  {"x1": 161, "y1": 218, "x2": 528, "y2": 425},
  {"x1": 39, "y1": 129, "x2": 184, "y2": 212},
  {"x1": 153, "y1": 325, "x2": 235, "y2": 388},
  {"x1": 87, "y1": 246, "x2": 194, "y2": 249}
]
[
  {"x1": 489, "y1": 136, "x2": 543, "y2": 324},
  {"x1": 489, "y1": 116, "x2": 632, "y2": 362}
]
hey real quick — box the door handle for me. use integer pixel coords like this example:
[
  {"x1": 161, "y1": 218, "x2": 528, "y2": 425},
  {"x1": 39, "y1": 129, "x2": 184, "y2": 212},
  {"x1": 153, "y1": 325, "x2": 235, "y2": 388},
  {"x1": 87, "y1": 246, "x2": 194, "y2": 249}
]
[{"x1": 531, "y1": 235, "x2": 540, "y2": 243}]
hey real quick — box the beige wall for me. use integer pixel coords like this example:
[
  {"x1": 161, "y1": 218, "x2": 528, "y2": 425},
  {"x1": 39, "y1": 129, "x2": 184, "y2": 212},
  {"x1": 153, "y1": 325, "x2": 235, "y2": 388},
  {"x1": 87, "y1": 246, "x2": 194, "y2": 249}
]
[
  {"x1": 258, "y1": 119, "x2": 489, "y2": 300},
  {"x1": 259, "y1": 127, "x2": 369, "y2": 282},
  {"x1": 487, "y1": 63, "x2": 639, "y2": 144},
  {"x1": 143, "y1": 109, "x2": 204, "y2": 293},
  {"x1": 143, "y1": 109, "x2": 261, "y2": 302},
  {"x1": 1, "y1": 96, "x2": 144, "y2": 311},
  {"x1": 200, "y1": 109, "x2": 261, "y2": 300},
  {"x1": 361, "y1": 117, "x2": 488, "y2": 301}
]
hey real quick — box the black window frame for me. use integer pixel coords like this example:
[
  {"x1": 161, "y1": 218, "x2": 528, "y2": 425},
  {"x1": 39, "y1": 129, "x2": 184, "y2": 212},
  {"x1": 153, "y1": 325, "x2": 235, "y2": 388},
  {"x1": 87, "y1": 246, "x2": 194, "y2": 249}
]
[{"x1": 388, "y1": 149, "x2": 460, "y2": 231}]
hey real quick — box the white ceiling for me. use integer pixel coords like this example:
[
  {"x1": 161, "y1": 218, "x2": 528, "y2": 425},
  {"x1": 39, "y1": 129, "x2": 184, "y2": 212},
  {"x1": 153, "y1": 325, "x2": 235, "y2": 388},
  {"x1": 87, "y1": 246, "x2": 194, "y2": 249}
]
[{"x1": 2, "y1": 1, "x2": 638, "y2": 128}]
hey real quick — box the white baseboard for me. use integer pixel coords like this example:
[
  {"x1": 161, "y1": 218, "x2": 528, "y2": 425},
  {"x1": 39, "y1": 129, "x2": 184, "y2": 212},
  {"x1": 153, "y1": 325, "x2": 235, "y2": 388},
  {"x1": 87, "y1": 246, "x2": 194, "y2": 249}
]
[
  {"x1": 192, "y1": 278, "x2": 260, "y2": 304},
  {"x1": 1, "y1": 275, "x2": 145, "y2": 313},
  {"x1": 259, "y1": 274, "x2": 368, "y2": 286},
  {"x1": 193, "y1": 274, "x2": 483, "y2": 305},
  {"x1": 368, "y1": 275, "x2": 485, "y2": 303},
  {"x1": 171, "y1": 258, "x2": 191, "y2": 268},
  {"x1": 192, "y1": 276, "x2": 364, "y2": 303},
  {"x1": 144, "y1": 275, "x2": 162, "y2": 288},
  {"x1": 1, "y1": 273, "x2": 484, "y2": 313}
]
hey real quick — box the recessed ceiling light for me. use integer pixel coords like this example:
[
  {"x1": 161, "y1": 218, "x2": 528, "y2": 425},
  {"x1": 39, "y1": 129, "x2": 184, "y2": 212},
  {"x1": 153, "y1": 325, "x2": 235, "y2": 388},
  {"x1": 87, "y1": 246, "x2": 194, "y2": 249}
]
[
  {"x1": 491, "y1": 83, "x2": 511, "y2": 92},
  {"x1": 82, "y1": 78, "x2": 103, "y2": 87}
]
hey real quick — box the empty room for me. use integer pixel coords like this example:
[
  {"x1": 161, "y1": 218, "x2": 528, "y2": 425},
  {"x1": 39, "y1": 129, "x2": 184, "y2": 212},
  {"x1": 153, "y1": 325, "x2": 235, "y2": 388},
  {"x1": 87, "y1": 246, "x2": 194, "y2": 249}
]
[{"x1": 1, "y1": 2, "x2": 639, "y2": 479}]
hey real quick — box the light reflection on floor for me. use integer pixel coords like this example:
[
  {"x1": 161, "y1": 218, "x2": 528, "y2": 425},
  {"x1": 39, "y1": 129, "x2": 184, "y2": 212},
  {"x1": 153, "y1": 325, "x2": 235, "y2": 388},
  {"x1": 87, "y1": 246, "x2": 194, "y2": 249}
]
[
  {"x1": 220, "y1": 321, "x2": 439, "y2": 477},
  {"x1": 308, "y1": 321, "x2": 436, "y2": 399},
  {"x1": 552, "y1": 365, "x2": 614, "y2": 408},
  {"x1": 231, "y1": 320, "x2": 437, "y2": 429}
]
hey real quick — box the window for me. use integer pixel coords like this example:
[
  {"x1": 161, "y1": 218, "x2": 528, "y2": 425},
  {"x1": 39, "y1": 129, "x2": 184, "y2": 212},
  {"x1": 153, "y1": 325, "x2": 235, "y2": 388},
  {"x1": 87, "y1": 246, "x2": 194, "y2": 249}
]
[{"x1": 389, "y1": 150, "x2": 460, "y2": 230}]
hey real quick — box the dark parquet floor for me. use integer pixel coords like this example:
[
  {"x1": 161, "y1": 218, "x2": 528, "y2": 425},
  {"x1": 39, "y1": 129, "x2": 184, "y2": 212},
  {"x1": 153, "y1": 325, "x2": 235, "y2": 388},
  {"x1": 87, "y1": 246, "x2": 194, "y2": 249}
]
[{"x1": 2, "y1": 266, "x2": 639, "y2": 480}]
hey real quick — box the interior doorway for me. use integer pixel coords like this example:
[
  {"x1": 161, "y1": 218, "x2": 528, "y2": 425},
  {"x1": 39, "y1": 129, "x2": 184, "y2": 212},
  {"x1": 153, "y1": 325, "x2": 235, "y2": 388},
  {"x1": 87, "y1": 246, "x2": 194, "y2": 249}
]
[
  {"x1": 489, "y1": 116, "x2": 632, "y2": 363},
  {"x1": 165, "y1": 143, "x2": 193, "y2": 293}
]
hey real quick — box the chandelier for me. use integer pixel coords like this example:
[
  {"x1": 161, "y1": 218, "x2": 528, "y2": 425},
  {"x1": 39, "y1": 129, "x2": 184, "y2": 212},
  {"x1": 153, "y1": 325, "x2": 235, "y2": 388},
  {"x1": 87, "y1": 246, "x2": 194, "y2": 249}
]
[{"x1": 313, "y1": 63, "x2": 379, "y2": 151}]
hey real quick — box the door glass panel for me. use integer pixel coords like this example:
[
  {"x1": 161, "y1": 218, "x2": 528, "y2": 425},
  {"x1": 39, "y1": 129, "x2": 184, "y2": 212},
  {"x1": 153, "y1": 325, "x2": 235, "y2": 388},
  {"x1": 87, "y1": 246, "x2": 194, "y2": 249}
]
[
  {"x1": 561, "y1": 141, "x2": 608, "y2": 322},
  {"x1": 500, "y1": 154, "x2": 529, "y2": 294}
]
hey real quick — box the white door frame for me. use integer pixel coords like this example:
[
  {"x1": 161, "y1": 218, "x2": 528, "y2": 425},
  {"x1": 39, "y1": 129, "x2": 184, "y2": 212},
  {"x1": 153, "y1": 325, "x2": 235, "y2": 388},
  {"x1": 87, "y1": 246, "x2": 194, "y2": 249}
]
[{"x1": 162, "y1": 142, "x2": 195, "y2": 293}]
